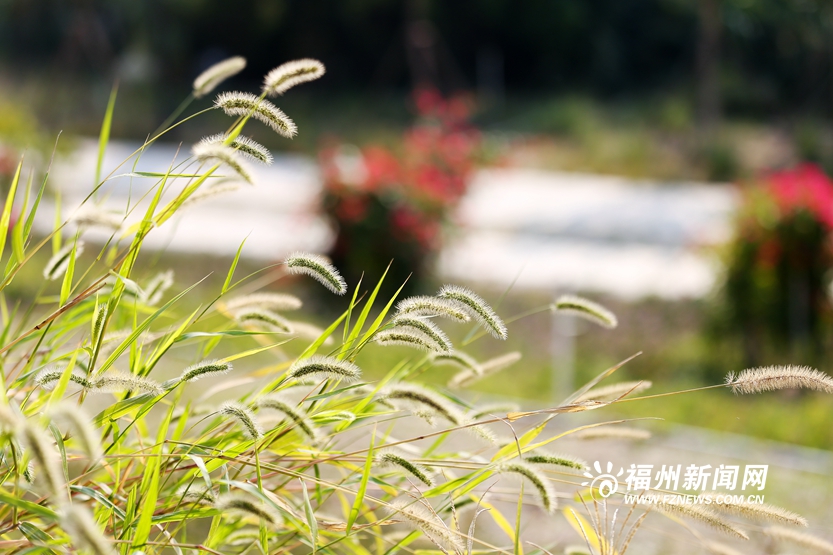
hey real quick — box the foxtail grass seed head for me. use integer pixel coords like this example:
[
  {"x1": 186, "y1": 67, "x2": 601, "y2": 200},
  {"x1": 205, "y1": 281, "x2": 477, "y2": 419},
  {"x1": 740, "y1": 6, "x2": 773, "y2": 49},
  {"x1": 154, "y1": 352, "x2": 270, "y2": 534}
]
[
  {"x1": 71, "y1": 204, "x2": 123, "y2": 232},
  {"x1": 214, "y1": 91, "x2": 297, "y2": 138},
  {"x1": 389, "y1": 499, "x2": 463, "y2": 552},
  {"x1": 382, "y1": 383, "x2": 462, "y2": 425},
  {"x1": 143, "y1": 270, "x2": 174, "y2": 305},
  {"x1": 495, "y1": 461, "x2": 556, "y2": 513},
  {"x1": 389, "y1": 316, "x2": 452, "y2": 351},
  {"x1": 430, "y1": 351, "x2": 481, "y2": 374},
  {"x1": 48, "y1": 404, "x2": 103, "y2": 464},
  {"x1": 763, "y1": 525, "x2": 833, "y2": 553},
  {"x1": 375, "y1": 451, "x2": 434, "y2": 486},
  {"x1": 235, "y1": 308, "x2": 293, "y2": 333},
  {"x1": 704, "y1": 542, "x2": 745, "y2": 555},
  {"x1": 225, "y1": 292, "x2": 303, "y2": 312},
  {"x1": 656, "y1": 503, "x2": 749, "y2": 540},
  {"x1": 199, "y1": 133, "x2": 273, "y2": 165},
  {"x1": 437, "y1": 285, "x2": 508, "y2": 339},
  {"x1": 35, "y1": 367, "x2": 93, "y2": 390},
  {"x1": 283, "y1": 252, "x2": 346, "y2": 295},
  {"x1": 192, "y1": 142, "x2": 254, "y2": 184},
  {"x1": 181, "y1": 359, "x2": 232, "y2": 383},
  {"x1": 91, "y1": 298, "x2": 108, "y2": 342},
  {"x1": 552, "y1": 295, "x2": 618, "y2": 329},
  {"x1": 177, "y1": 485, "x2": 217, "y2": 505},
  {"x1": 90, "y1": 371, "x2": 164, "y2": 396},
  {"x1": 573, "y1": 426, "x2": 651, "y2": 441},
  {"x1": 220, "y1": 402, "x2": 263, "y2": 440},
  {"x1": 709, "y1": 499, "x2": 807, "y2": 527},
  {"x1": 288, "y1": 355, "x2": 362, "y2": 383},
  {"x1": 61, "y1": 505, "x2": 117, "y2": 555},
  {"x1": 575, "y1": 380, "x2": 652, "y2": 402},
  {"x1": 263, "y1": 58, "x2": 325, "y2": 96},
  {"x1": 215, "y1": 492, "x2": 282, "y2": 526},
  {"x1": 375, "y1": 328, "x2": 448, "y2": 353},
  {"x1": 43, "y1": 241, "x2": 84, "y2": 281},
  {"x1": 255, "y1": 395, "x2": 317, "y2": 440},
  {"x1": 525, "y1": 451, "x2": 587, "y2": 471},
  {"x1": 18, "y1": 422, "x2": 64, "y2": 497},
  {"x1": 193, "y1": 56, "x2": 246, "y2": 98},
  {"x1": 395, "y1": 295, "x2": 471, "y2": 322},
  {"x1": 726, "y1": 365, "x2": 833, "y2": 395},
  {"x1": 0, "y1": 403, "x2": 17, "y2": 431}
]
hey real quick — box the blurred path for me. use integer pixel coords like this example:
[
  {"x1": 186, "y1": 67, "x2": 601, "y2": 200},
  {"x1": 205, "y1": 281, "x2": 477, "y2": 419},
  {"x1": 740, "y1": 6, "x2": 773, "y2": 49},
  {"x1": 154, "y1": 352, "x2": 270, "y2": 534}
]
[{"x1": 47, "y1": 140, "x2": 738, "y2": 299}]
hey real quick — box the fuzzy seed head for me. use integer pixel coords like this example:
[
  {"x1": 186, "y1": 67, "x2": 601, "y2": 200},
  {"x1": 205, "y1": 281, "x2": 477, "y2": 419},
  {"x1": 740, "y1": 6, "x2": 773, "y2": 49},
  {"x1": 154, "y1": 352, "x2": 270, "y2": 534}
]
[
  {"x1": 263, "y1": 58, "x2": 325, "y2": 96},
  {"x1": 19, "y1": 422, "x2": 65, "y2": 497},
  {"x1": 35, "y1": 366, "x2": 93, "y2": 390},
  {"x1": 220, "y1": 402, "x2": 263, "y2": 439},
  {"x1": 181, "y1": 359, "x2": 232, "y2": 383},
  {"x1": 215, "y1": 492, "x2": 282, "y2": 526},
  {"x1": 709, "y1": 499, "x2": 807, "y2": 527},
  {"x1": 61, "y1": 505, "x2": 117, "y2": 555},
  {"x1": 763, "y1": 525, "x2": 833, "y2": 553},
  {"x1": 573, "y1": 426, "x2": 651, "y2": 441},
  {"x1": 48, "y1": 404, "x2": 103, "y2": 464},
  {"x1": 288, "y1": 355, "x2": 362, "y2": 383},
  {"x1": 525, "y1": 451, "x2": 586, "y2": 471},
  {"x1": 143, "y1": 270, "x2": 174, "y2": 306},
  {"x1": 496, "y1": 461, "x2": 556, "y2": 513},
  {"x1": 375, "y1": 328, "x2": 448, "y2": 353},
  {"x1": 283, "y1": 252, "x2": 346, "y2": 295},
  {"x1": 71, "y1": 204, "x2": 123, "y2": 232},
  {"x1": 727, "y1": 365, "x2": 833, "y2": 395},
  {"x1": 430, "y1": 351, "x2": 481, "y2": 374},
  {"x1": 199, "y1": 133, "x2": 273, "y2": 165},
  {"x1": 655, "y1": 503, "x2": 749, "y2": 540},
  {"x1": 552, "y1": 295, "x2": 618, "y2": 329},
  {"x1": 44, "y1": 241, "x2": 84, "y2": 281},
  {"x1": 388, "y1": 316, "x2": 452, "y2": 351},
  {"x1": 192, "y1": 142, "x2": 254, "y2": 184},
  {"x1": 381, "y1": 383, "x2": 462, "y2": 425},
  {"x1": 177, "y1": 484, "x2": 217, "y2": 505},
  {"x1": 255, "y1": 394, "x2": 317, "y2": 440},
  {"x1": 389, "y1": 499, "x2": 463, "y2": 552},
  {"x1": 214, "y1": 91, "x2": 297, "y2": 138},
  {"x1": 193, "y1": 56, "x2": 246, "y2": 98},
  {"x1": 395, "y1": 295, "x2": 471, "y2": 322},
  {"x1": 90, "y1": 371, "x2": 164, "y2": 396},
  {"x1": 225, "y1": 292, "x2": 303, "y2": 312},
  {"x1": 375, "y1": 451, "x2": 434, "y2": 486},
  {"x1": 235, "y1": 308, "x2": 293, "y2": 333},
  {"x1": 437, "y1": 285, "x2": 508, "y2": 340}
]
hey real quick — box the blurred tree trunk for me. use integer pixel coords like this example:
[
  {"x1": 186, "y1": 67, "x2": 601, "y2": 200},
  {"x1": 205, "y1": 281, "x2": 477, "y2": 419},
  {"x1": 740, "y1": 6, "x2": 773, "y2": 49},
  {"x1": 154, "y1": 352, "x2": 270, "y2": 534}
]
[{"x1": 696, "y1": 0, "x2": 721, "y2": 131}]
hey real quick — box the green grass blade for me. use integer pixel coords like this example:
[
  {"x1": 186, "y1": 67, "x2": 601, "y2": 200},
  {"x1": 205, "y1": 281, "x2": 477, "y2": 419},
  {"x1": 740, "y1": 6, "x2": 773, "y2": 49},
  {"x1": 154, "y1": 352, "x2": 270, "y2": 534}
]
[
  {"x1": 346, "y1": 431, "x2": 375, "y2": 534},
  {"x1": 59, "y1": 237, "x2": 79, "y2": 306},
  {"x1": 341, "y1": 264, "x2": 389, "y2": 358},
  {"x1": 222, "y1": 237, "x2": 247, "y2": 294},
  {"x1": 95, "y1": 83, "x2": 118, "y2": 186},
  {"x1": 0, "y1": 159, "x2": 22, "y2": 267},
  {"x1": 301, "y1": 478, "x2": 318, "y2": 553}
]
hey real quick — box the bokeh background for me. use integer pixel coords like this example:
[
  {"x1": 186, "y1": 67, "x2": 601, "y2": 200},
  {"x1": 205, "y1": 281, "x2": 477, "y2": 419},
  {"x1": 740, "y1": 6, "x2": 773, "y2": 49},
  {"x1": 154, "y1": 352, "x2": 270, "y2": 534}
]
[{"x1": 2, "y1": 0, "x2": 833, "y2": 461}]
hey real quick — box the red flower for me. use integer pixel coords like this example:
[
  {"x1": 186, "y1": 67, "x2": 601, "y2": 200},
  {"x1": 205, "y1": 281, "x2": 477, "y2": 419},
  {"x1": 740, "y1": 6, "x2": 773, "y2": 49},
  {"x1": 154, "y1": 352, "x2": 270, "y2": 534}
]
[{"x1": 767, "y1": 163, "x2": 833, "y2": 229}]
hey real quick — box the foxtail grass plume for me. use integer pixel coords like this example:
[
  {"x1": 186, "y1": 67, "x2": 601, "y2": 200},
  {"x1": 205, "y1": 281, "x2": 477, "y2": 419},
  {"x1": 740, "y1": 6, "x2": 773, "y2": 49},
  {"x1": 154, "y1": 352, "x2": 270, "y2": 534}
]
[
  {"x1": 19, "y1": 422, "x2": 65, "y2": 497},
  {"x1": 255, "y1": 394, "x2": 317, "y2": 440},
  {"x1": 288, "y1": 355, "x2": 361, "y2": 383},
  {"x1": 573, "y1": 426, "x2": 650, "y2": 441},
  {"x1": 214, "y1": 91, "x2": 297, "y2": 138},
  {"x1": 575, "y1": 380, "x2": 652, "y2": 402},
  {"x1": 375, "y1": 328, "x2": 447, "y2": 353},
  {"x1": 91, "y1": 298, "x2": 108, "y2": 343},
  {"x1": 388, "y1": 316, "x2": 452, "y2": 351},
  {"x1": 704, "y1": 542, "x2": 745, "y2": 555},
  {"x1": 181, "y1": 359, "x2": 232, "y2": 383},
  {"x1": 193, "y1": 56, "x2": 246, "y2": 98},
  {"x1": 225, "y1": 292, "x2": 303, "y2": 312},
  {"x1": 143, "y1": 270, "x2": 174, "y2": 305},
  {"x1": 437, "y1": 285, "x2": 507, "y2": 339},
  {"x1": 655, "y1": 503, "x2": 748, "y2": 539},
  {"x1": 35, "y1": 367, "x2": 93, "y2": 390},
  {"x1": 220, "y1": 402, "x2": 263, "y2": 440},
  {"x1": 726, "y1": 365, "x2": 833, "y2": 395},
  {"x1": 181, "y1": 180, "x2": 242, "y2": 208},
  {"x1": 199, "y1": 133, "x2": 273, "y2": 165},
  {"x1": 215, "y1": 491, "x2": 282, "y2": 526},
  {"x1": 552, "y1": 295, "x2": 618, "y2": 329},
  {"x1": 430, "y1": 351, "x2": 481, "y2": 374},
  {"x1": 43, "y1": 241, "x2": 84, "y2": 281},
  {"x1": 375, "y1": 451, "x2": 434, "y2": 486},
  {"x1": 395, "y1": 295, "x2": 471, "y2": 322},
  {"x1": 389, "y1": 499, "x2": 463, "y2": 552},
  {"x1": 177, "y1": 484, "x2": 217, "y2": 505},
  {"x1": 495, "y1": 461, "x2": 556, "y2": 513},
  {"x1": 709, "y1": 499, "x2": 807, "y2": 527},
  {"x1": 763, "y1": 525, "x2": 833, "y2": 553},
  {"x1": 192, "y1": 142, "x2": 253, "y2": 184},
  {"x1": 235, "y1": 308, "x2": 293, "y2": 333},
  {"x1": 47, "y1": 404, "x2": 103, "y2": 464},
  {"x1": 71, "y1": 204, "x2": 123, "y2": 232},
  {"x1": 90, "y1": 371, "x2": 164, "y2": 396},
  {"x1": 60, "y1": 505, "x2": 117, "y2": 555},
  {"x1": 381, "y1": 383, "x2": 462, "y2": 425},
  {"x1": 284, "y1": 252, "x2": 347, "y2": 295},
  {"x1": 449, "y1": 351, "x2": 521, "y2": 388},
  {"x1": 263, "y1": 58, "x2": 325, "y2": 96},
  {"x1": 525, "y1": 451, "x2": 586, "y2": 471}
]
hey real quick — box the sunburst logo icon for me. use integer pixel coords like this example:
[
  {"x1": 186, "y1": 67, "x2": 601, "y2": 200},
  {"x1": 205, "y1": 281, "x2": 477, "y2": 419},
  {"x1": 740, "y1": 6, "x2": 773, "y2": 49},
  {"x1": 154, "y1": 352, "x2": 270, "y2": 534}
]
[{"x1": 581, "y1": 461, "x2": 624, "y2": 498}]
